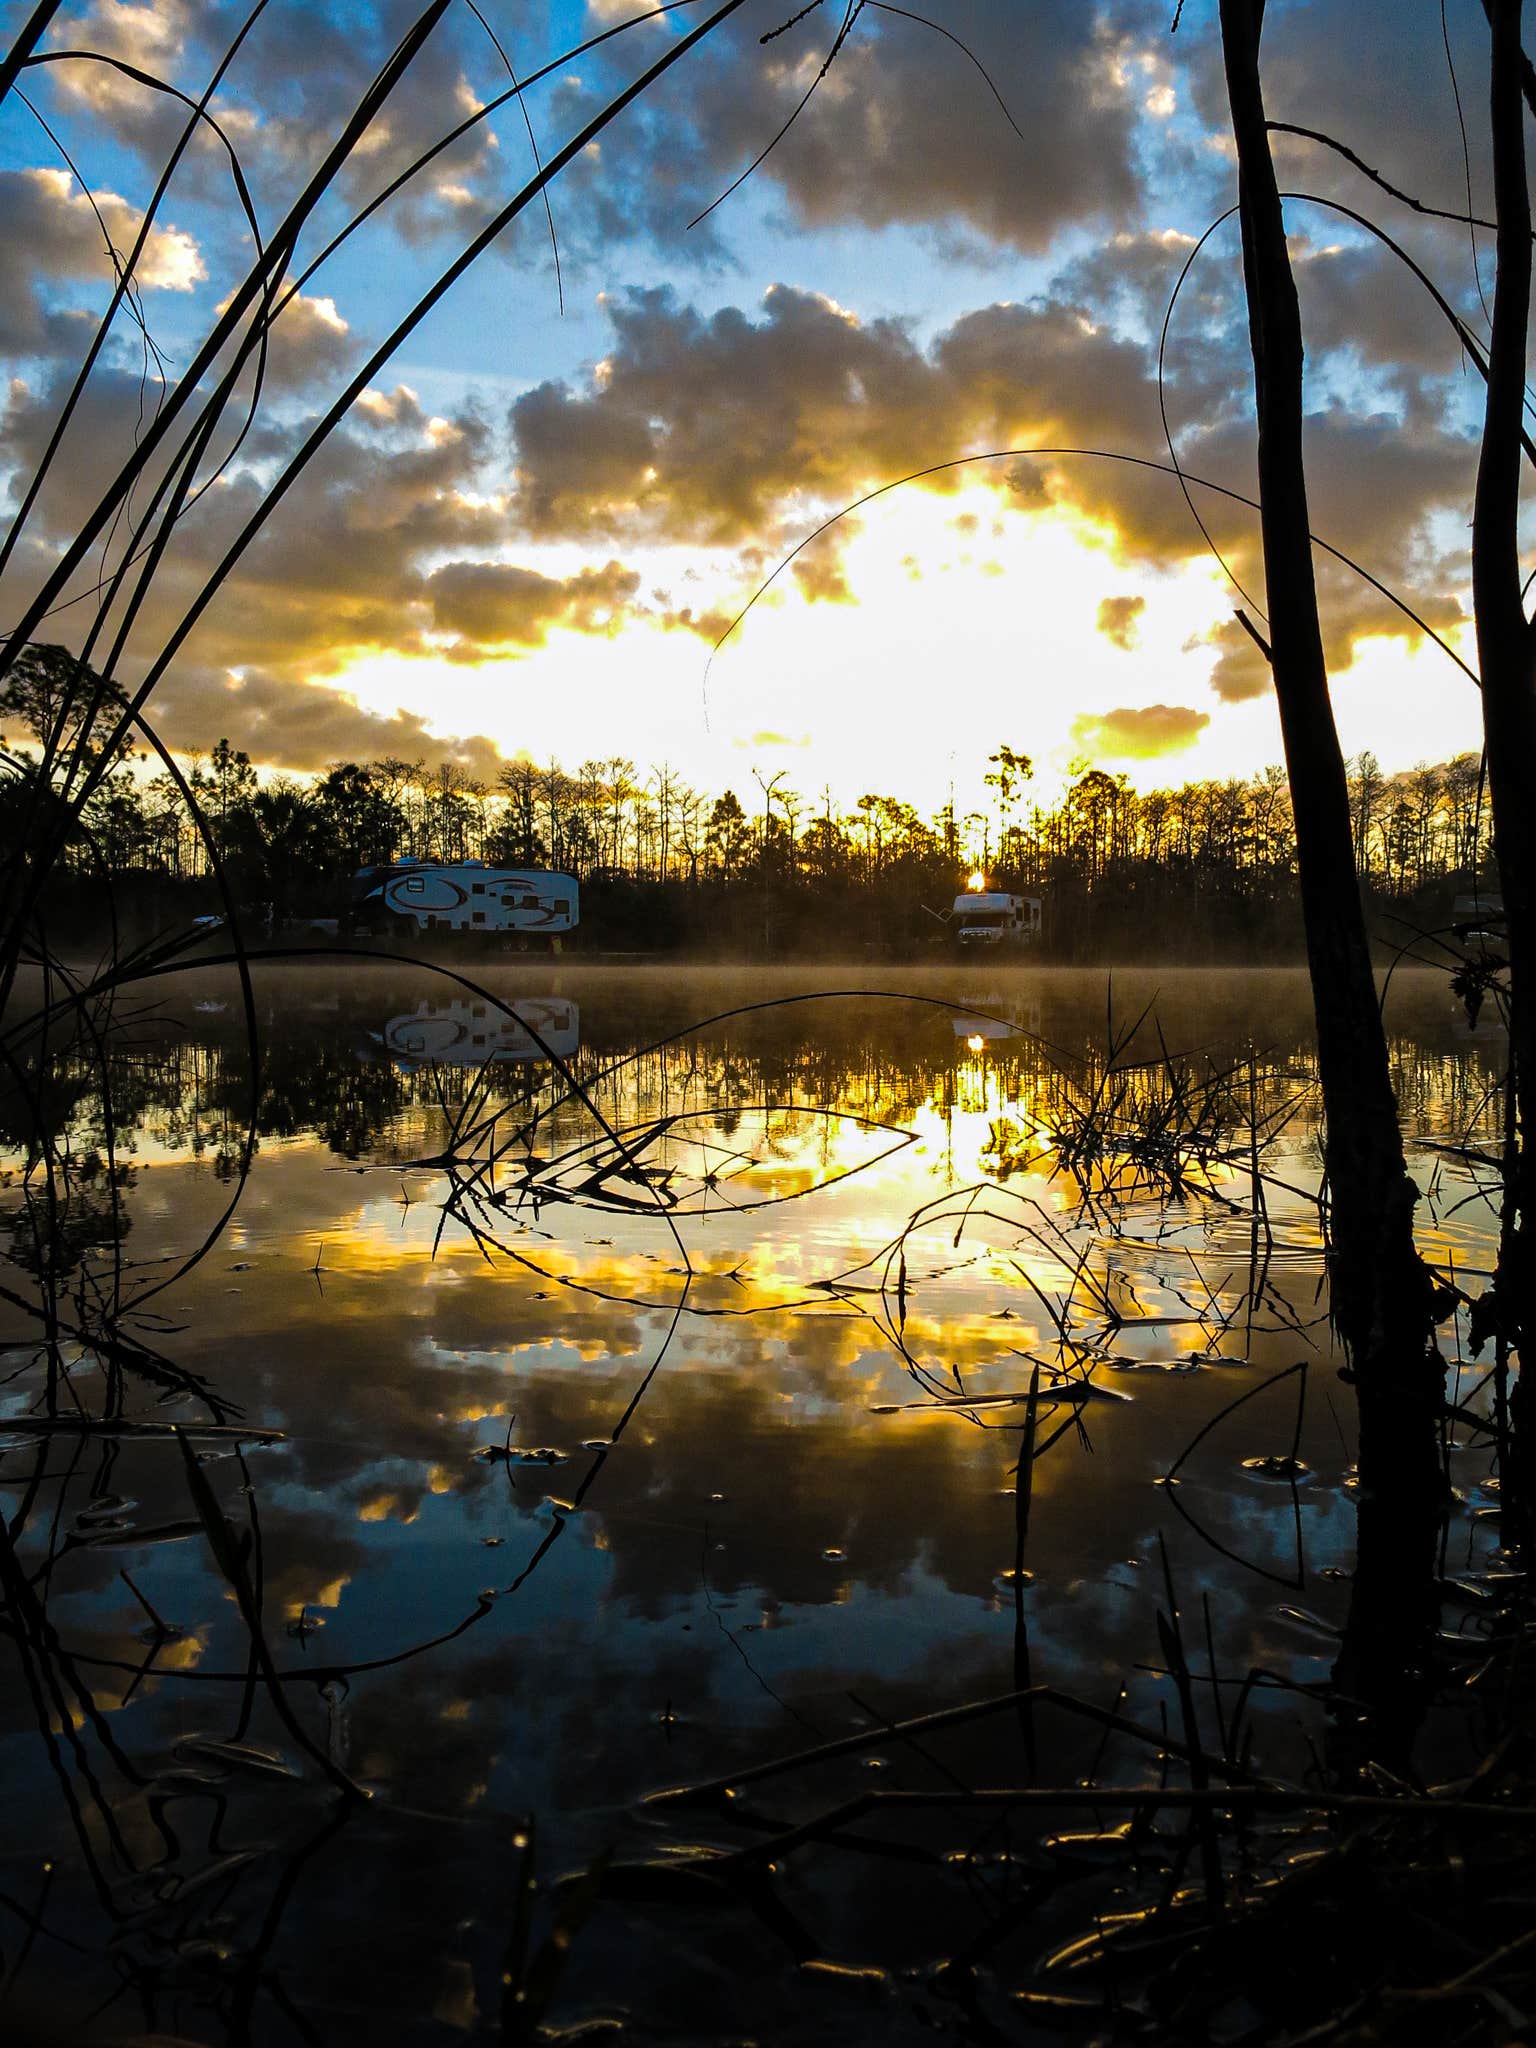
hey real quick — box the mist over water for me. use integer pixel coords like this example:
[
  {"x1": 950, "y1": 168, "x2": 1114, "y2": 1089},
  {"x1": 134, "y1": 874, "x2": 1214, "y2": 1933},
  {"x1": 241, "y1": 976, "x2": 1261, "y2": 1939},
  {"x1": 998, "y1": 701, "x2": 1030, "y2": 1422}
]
[{"x1": 0, "y1": 966, "x2": 1507, "y2": 2043}]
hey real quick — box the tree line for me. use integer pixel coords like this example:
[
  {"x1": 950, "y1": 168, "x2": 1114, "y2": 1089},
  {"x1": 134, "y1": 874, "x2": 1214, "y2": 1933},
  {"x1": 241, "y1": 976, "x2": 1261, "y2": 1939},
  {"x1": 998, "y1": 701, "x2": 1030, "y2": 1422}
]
[{"x1": 0, "y1": 646, "x2": 1494, "y2": 958}]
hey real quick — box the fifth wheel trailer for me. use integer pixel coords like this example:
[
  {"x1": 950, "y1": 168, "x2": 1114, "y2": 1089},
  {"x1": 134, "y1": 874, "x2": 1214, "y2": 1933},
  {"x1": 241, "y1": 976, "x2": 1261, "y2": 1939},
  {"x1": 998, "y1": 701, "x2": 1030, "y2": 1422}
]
[{"x1": 350, "y1": 861, "x2": 578, "y2": 944}]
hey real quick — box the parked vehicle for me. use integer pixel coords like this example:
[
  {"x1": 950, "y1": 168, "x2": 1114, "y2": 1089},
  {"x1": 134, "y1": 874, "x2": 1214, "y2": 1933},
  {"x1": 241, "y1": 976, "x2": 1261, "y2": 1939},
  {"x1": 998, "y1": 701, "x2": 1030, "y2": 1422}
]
[
  {"x1": 349, "y1": 861, "x2": 579, "y2": 945},
  {"x1": 949, "y1": 887, "x2": 1042, "y2": 948}
]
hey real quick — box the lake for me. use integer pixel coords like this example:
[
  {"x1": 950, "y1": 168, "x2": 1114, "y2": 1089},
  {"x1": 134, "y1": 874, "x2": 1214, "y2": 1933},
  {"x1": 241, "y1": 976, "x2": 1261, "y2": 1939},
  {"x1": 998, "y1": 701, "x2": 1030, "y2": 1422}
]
[{"x1": 0, "y1": 964, "x2": 1509, "y2": 2044}]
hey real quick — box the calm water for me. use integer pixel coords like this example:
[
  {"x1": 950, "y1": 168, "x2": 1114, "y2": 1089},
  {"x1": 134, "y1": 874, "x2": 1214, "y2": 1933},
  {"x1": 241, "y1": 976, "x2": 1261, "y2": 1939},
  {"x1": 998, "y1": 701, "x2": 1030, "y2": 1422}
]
[{"x1": 0, "y1": 966, "x2": 1509, "y2": 2044}]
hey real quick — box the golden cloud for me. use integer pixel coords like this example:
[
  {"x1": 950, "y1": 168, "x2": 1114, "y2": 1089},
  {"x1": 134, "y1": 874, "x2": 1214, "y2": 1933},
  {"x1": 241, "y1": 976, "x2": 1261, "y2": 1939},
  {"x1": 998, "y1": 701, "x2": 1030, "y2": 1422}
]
[
  {"x1": 1096, "y1": 593, "x2": 1146, "y2": 649},
  {"x1": 506, "y1": 279, "x2": 1476, "y2": 684},
  {"x1": 1070, "y1": 703, "x2": 1211, "y2": 759},
  {"x1": 427, "y1": 558, "x2": 641, "y2": 653}
]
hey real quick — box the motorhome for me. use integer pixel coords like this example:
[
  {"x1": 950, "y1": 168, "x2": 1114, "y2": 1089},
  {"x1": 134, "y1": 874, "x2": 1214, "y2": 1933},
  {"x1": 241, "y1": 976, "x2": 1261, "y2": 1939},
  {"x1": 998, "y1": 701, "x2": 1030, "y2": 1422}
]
[
  {"x1": 950, "y1": 889, "x2": 1042, "y2": 948},
  {"x1": 350, "y1": 861, "x2": 578, "y2": 944}
]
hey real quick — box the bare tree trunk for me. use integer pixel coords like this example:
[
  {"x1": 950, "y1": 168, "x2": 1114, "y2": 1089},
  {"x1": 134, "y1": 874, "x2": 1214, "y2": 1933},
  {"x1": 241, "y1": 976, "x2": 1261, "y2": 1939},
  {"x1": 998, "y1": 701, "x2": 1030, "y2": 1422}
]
[
  {"x1": 1219, "y1": 0, "x2": 1442, "y2": 1765},
  {"x1": 1474, "y1": 0, "x2": 1536, "y2": 1550}
]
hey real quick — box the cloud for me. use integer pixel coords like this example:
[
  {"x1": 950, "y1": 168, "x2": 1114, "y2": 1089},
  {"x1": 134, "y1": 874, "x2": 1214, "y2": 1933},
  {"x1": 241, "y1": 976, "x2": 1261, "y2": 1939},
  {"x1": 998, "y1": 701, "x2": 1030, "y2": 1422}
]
[
  {"x1": 791, "y1": 540, "x2": 854, "y2": 605},
  {"x1": 1071, "y1": 703, "x2": 1211, "y2": 759},
  {"x1": 0, "y1": 251, "x2": 1476, "y2": 777},
  {"x1": 0, "y1": 166, "x2": 203, "y2": 357},
  {"x1": 427, "y1": 559, "x2": 640, "y2": 653},
  {"x1": 0, "y1": 368, "x2": 485, "y2": 661},
  {"x1": 1198, "y1": 616, "x2": 1271, "y2": 705},
  {"x1": 0, "y1": 23, "x2": 1487, "y2": 790},
  {"x1": 561, "y1": 0, "x2": 1163, "y2": 256},
  {"x1": 654, "y1": 601, "x2": 734, "y2": 642},
  {"x1": 251, "y1": 290, "x2": 356, "y2": 392},
  {"x1": 508, "y1": 282, "x2": 1182, "y2": 553},
  {"x1": 1096, "y1": 593, "x2": 1146, "y2": 649},
  {"x1": 1053, "y1": 226, "x2": 1215, "y2": 336},
  {"x1": 510, "y1": 284, "x2": 937, "y2": 547},
  {"x1": 149, "y1": 664, "x2": 509, "y2": 780},
  {"x1": 43, "y1": 0, "x2": 507, "y2": 245},
  {"x1": 0, "y1": 367, "x2": 516, "y2": 765},
  {"x1": 0, "y1": 345, "x2": 672, "y2": 768},
  {"x1": 1182, "y1": 0, "x2": 1496, "y2": 239},
  {"x1": 506, "y1": 279, "x2": 1475, "y2": 688},
  {"x1": 32, "y1": 0, "x2": 1176, "y2": 293},
  {"x1": 1199, "y1": 545, "x2": 1469, "y2": 705}
]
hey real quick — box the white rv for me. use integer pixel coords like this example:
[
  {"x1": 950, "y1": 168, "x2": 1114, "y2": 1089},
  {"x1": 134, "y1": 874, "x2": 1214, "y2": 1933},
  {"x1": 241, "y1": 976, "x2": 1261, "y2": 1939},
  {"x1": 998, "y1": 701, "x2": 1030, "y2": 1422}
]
[
  {"x1": 951, "y1": 890, "x2": 1042, "y2": 947},
  {"x1": 351, "y1": 862, "x2": 578, "y2": 942}
]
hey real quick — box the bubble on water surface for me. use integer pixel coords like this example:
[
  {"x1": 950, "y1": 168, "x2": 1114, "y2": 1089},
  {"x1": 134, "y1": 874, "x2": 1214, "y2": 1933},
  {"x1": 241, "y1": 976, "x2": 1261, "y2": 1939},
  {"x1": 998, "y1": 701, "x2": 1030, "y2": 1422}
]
[
  {"x1": 475, "y1": 1444, "x2": 568, "y2": 1467},
  {"x1": 1241, "y1": 1454, "x2": 1312, "y2": 1480}
]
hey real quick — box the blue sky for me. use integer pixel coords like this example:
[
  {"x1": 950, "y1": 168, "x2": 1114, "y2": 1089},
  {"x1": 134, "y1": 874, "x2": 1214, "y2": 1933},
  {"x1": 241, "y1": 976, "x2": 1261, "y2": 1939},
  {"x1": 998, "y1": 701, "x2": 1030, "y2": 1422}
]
[{"x1": 0, "y1": 0, "x2": 1508, "y2": 812}]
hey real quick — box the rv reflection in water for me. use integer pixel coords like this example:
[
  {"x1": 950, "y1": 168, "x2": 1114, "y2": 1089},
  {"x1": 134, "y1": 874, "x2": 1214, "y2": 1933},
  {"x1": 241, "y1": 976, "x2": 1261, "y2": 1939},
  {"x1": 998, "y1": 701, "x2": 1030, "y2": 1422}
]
[
  {"x1": 951, "y1": 1014, "x2": 1018, "y2": 1042},
  {"x1": 370, "y1": 997, "x2": 580, "y2": 1069},
  {"x1": 949, "y1": 994, "x2": 1044, "y2": 1044}
]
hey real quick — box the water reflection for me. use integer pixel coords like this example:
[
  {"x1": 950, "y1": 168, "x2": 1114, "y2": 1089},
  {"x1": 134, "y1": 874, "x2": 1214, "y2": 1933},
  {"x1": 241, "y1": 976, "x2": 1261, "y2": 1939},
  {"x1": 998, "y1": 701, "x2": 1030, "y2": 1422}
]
[
  {"x1": 0, "y1": 967, "x2": 1509, "y2": 2043},
  {"x1": 369, "y1": 995, "x2": 580, "y2": 1069}
]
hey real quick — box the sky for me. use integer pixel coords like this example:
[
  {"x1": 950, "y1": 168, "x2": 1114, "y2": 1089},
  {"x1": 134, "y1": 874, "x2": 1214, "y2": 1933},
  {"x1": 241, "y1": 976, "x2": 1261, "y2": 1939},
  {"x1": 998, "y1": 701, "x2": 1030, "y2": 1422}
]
[{"x1": 0, "y1": 0, "x2": 1514, "y2": 815}]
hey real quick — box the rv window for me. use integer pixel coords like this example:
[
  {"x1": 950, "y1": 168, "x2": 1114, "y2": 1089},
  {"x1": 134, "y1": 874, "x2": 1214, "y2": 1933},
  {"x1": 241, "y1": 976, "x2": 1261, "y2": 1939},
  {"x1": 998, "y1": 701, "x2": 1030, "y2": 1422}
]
[
  {"x1": 405, "y1": 875, "x2": 424, "y2": 893},
  {"x1": 472, "y1": 882, "x2": 484, "y2": 894},
  {"x1": 472, "y1": 911, "x2": 485, "y2": 925},
  {"x1": 554, "y1": 899, "x2": 569, "y2": 915}
]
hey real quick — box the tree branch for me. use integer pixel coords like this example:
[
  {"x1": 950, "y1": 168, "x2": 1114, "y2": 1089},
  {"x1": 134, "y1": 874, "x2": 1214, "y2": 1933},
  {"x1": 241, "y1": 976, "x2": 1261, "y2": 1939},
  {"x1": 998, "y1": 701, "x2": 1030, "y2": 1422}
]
[{"x1": 1268, "y1": 119, "x2": 1503, "y2": 232}]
